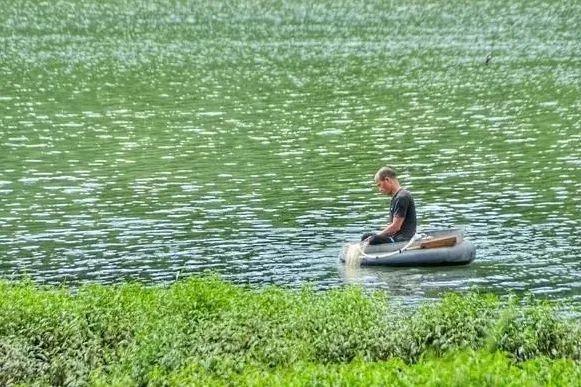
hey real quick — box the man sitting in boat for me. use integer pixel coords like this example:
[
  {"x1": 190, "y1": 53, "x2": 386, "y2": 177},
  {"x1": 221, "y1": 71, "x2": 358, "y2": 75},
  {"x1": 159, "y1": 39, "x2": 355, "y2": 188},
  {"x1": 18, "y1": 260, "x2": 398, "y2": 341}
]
[{"x1": 361, "y1": 166, "x2": 417, "y2": 245}]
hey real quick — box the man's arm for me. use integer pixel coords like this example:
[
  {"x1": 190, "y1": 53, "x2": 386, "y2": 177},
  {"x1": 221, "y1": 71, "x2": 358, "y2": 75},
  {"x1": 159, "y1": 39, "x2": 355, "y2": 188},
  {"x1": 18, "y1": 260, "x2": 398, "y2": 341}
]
[
  {"x1": 379, "y1": 216, "x2": 405, "y2": 237},
  {"x1": 379, "y1": 194, "x2": 409, "y2": 237}
]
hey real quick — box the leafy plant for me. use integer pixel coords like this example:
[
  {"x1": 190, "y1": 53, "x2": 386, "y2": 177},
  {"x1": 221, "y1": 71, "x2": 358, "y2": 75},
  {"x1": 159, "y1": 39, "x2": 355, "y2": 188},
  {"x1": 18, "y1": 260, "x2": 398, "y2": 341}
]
[{"x1": 0, "y1": 276, "x2": 578, "y2": 385}]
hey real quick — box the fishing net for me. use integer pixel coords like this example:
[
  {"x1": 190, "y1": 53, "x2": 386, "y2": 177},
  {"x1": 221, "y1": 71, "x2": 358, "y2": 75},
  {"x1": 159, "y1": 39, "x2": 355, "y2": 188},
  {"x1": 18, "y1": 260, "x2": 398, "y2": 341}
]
[{"x1": 343, "y1": 242, "x2": 365, "y2": 267}]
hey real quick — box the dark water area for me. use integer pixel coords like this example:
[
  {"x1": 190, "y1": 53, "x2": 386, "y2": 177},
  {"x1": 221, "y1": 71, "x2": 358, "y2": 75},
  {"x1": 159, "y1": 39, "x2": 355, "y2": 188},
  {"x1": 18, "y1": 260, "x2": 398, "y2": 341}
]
[{"x1": 0, "y1": 1, "x2": 579, "y2": 311}]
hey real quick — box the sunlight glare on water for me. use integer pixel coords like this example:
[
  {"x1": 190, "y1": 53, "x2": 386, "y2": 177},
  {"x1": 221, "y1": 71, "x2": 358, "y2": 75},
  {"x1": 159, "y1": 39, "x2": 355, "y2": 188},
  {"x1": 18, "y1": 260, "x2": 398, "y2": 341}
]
[{"x1": 0, "y1": 0, "x2": 579, "y2": 311}]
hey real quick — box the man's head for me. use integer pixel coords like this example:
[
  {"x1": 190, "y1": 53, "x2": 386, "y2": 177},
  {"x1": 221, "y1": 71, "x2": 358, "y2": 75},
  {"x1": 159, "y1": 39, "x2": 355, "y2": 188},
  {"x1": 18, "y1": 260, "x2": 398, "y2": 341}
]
[{"x1": 374, "y1": 166, "x2": 400, "y2": 196}]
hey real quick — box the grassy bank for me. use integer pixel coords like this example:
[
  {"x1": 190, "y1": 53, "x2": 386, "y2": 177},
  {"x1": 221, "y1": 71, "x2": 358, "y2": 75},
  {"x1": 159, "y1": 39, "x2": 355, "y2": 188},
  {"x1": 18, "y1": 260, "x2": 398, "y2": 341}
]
[{"x1": 1, "y1": 277, "x2": 579, "y2": 386}]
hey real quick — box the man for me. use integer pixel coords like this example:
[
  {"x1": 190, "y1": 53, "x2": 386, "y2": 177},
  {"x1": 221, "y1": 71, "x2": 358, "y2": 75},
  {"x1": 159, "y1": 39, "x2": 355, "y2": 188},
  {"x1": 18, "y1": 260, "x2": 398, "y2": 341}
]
[{"x1": 361, "y1": 166, "x2": 417, "y2": 245}]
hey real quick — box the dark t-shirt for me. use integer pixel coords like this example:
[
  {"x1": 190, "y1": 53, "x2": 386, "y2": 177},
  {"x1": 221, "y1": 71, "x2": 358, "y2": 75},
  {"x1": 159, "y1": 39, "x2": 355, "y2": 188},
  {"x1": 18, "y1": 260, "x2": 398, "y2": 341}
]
[{"x1": 388, "y1": 188, "x2": 417, "y2": 241}]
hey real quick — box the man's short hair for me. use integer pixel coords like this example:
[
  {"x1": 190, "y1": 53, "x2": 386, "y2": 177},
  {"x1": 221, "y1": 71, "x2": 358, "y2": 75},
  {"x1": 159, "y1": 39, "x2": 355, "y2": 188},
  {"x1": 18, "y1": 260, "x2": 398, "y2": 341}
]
[{"x1": 374, "y1": 166, "x2": 397, "y2": 182}]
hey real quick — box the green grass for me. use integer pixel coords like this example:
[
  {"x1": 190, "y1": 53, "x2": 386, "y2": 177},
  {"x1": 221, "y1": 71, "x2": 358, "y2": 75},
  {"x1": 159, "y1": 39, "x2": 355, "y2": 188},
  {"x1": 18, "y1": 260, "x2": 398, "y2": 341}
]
[
  {"x1": 168, "y1": 352, "x2": 579, "y2": 387},
  {"x1": 0, "y1": 276, "x2": 579, "y2": 385}
]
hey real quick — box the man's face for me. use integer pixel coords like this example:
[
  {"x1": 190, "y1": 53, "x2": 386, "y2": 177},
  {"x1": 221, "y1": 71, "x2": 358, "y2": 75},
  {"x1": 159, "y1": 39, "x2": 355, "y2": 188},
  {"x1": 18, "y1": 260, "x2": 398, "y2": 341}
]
[{"x1": 376, "y1": 178, "x2": 393, "y2": 195}]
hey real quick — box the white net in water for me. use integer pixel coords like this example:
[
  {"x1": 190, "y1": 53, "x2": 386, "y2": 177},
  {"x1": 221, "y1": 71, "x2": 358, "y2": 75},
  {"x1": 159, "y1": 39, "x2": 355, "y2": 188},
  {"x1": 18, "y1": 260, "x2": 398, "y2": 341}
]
[{"x1": 343, "y1": 243, "x2": 364, "y2": 267}]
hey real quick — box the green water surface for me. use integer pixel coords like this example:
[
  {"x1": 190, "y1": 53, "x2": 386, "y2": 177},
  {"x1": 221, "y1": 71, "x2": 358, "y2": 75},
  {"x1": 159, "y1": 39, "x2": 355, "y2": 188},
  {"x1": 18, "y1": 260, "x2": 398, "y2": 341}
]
[{"x1": 0, "y1": 0, "x2": 579, "y2": 309}]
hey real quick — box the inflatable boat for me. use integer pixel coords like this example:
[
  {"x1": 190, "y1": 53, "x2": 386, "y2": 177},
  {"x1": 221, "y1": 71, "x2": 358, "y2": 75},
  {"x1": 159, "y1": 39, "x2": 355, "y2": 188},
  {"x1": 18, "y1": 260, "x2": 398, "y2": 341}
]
[{"x1": 340, "y1": 229, "x2": 475, "y2": 267}]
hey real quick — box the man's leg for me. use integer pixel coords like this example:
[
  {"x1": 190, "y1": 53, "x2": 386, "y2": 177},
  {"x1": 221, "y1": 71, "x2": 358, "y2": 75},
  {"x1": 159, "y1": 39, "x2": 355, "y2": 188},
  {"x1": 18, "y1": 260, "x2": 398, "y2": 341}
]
[
  {"x1": 361, "y1": 232, "x2": 376, "y2": 241},
  {"x1": 361, "y1": 233, "x2": 395, "y2": 245}
]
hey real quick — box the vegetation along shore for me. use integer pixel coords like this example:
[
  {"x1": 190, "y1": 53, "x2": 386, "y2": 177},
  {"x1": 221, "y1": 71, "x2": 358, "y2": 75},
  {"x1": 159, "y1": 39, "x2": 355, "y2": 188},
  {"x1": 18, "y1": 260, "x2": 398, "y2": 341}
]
[{"x1": 1, "y1": 276, "x2": 579, "y2": 385}]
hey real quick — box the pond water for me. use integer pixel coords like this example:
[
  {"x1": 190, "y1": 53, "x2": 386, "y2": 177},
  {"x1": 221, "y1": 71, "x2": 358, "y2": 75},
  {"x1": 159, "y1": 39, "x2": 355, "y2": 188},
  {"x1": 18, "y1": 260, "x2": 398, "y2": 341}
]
[{"x1": 0, "y1": 1, "x2": 579, "y2": 311}]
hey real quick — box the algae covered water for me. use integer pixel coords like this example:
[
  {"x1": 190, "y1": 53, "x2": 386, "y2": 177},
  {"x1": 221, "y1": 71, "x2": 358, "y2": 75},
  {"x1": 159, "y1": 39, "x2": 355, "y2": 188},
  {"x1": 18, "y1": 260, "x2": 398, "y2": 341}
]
[{"x1": 0, "y1": 1, "x2": 579, "y2": 309}]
